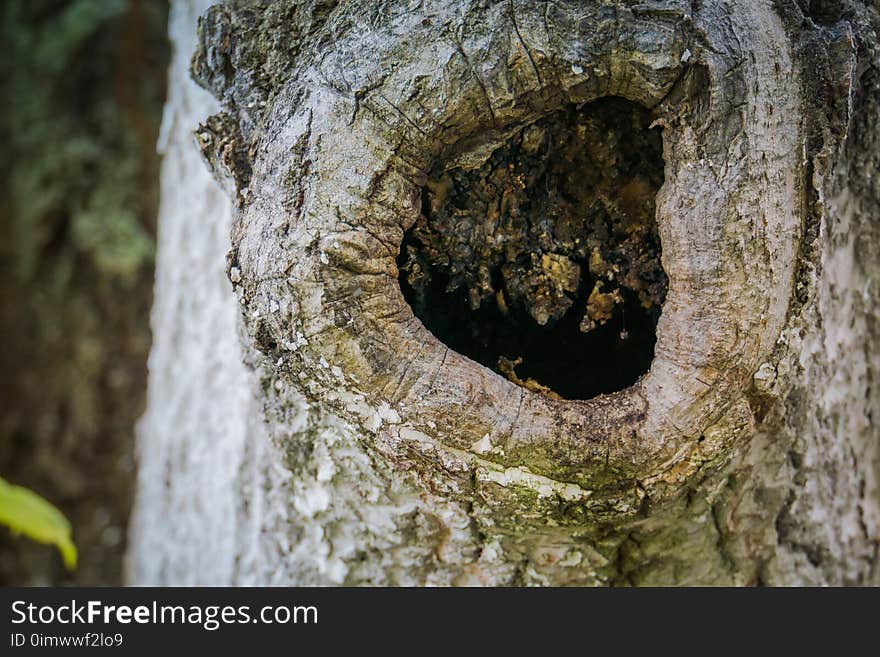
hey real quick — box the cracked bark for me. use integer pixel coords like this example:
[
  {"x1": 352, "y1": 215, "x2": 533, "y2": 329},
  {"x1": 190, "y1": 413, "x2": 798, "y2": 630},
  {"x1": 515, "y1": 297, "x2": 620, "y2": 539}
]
[{"x1": 128, "y1": 0, "x2": 880, "y2": 585}]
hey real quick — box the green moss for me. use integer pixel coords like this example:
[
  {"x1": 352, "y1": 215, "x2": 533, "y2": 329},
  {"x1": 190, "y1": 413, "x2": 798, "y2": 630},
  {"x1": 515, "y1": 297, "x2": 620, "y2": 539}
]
[{"x1": 2, "y1": 0, "x2": 165, "y2": 282}]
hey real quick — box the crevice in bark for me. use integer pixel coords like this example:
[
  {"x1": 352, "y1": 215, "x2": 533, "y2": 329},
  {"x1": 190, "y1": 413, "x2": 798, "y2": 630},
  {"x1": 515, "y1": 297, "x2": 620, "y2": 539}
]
[
  {"x1": 797, "y1": 0, "x2": 845, "y2": 25},
  {"x1": 397, "y1": 98, "x2": 666, "y2": 400}
]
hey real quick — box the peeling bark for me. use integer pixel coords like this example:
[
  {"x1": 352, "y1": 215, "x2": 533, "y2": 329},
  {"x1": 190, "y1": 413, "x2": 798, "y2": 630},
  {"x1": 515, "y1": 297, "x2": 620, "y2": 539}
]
[{"x1": 129, "y1": 0, "x2": 880, "y2": 585}]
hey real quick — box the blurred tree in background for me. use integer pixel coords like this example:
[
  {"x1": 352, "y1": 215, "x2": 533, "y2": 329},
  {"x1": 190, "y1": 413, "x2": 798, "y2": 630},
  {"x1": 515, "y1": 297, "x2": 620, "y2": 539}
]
[{"x1": 0, "y1": 0, "x2": 168, "y2": 585}]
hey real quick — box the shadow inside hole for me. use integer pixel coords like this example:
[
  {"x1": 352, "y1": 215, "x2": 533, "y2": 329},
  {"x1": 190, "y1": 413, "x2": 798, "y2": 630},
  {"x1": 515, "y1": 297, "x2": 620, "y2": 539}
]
[{"x1": 398, "y1": 97, "x2": 666, "y2": 400}]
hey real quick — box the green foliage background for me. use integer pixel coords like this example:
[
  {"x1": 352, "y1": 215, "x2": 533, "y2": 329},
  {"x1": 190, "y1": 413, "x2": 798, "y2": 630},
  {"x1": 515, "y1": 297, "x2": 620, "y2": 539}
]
[
  {"x1": 0, "y1": 0, "x2": 168, "y2": 585},
  {"x1": 0, "y1": 476, "x2": 77, "y2": 570}
]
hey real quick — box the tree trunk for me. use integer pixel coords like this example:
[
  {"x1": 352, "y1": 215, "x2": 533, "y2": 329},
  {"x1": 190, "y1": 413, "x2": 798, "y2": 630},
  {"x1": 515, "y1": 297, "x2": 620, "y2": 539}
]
[{"x1": 128, "y1": 0, "x2": 880, "y2": 586}]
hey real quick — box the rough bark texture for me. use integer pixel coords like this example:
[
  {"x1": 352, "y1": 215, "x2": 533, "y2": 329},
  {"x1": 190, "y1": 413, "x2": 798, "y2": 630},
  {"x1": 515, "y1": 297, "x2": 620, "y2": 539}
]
[
  {"x1": 0, "y1": 0, "x2": 168, "y2": 585},
  {"x1": 129, "y1": 0, "x2": 880, "y2": 585}
]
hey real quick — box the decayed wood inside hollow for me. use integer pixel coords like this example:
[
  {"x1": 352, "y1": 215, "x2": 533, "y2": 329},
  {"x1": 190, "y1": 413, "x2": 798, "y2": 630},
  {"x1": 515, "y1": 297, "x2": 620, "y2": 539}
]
[{"x1": 399, "y1": 97, "x2": 667, "y2": 400}]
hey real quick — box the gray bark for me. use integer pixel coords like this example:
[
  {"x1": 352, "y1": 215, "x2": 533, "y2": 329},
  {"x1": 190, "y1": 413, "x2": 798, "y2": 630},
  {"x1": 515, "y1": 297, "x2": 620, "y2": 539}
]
[{"x1": 129, "y1": 0, "x2": 880, "y2": 586}]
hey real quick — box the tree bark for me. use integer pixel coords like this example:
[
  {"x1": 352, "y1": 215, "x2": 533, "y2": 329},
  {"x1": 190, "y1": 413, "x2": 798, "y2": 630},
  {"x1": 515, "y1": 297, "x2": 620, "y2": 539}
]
[{"x1": 128, "y1": 0, "x2": 880, "y2": 586}]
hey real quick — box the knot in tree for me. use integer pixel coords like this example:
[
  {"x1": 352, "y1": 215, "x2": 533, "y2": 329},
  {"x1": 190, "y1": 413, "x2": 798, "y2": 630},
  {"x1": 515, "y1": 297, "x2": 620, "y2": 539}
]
[{"x1": 129, "y1": 0, "x2": 880, "y2": 587}]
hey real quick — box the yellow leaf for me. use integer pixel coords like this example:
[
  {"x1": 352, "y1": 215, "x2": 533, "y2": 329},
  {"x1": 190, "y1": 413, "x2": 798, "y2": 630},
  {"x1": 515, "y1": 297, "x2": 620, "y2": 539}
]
[{"x1": 0, "y1": 476, "x2": 77, "y2": 570}]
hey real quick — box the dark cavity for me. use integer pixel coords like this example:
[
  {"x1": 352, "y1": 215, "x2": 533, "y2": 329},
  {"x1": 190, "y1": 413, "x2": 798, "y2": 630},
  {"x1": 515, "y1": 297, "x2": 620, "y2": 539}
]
[{"x1": 398, "y1": 97, "x2": 667, "y2": 400}]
